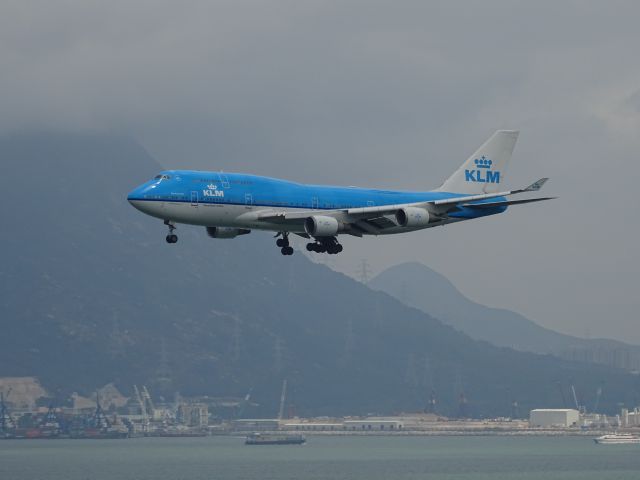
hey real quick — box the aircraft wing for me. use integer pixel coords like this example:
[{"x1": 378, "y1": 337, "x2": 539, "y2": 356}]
[{"x1": 255, "y1": 178, "x2": 552, "y2": 234}]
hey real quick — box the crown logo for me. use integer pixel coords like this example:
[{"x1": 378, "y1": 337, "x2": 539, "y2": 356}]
[
  {"x1": 474, "y1": 156, "x2": 492, "y2": 169},
  {"x1": 207, "y1": 183, "x2": 217, "y2": 190}
]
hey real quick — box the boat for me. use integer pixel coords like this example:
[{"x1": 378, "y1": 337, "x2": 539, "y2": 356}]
[
  {"x1": 245, "y1": 432, "x2": 306, "y2": 445},
  {"x1": 594, "y1": 433, "x2": 640, "y2": 445}
]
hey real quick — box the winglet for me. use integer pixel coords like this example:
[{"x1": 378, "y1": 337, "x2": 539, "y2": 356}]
[{"x1": 523, "y1": 177, "x2": 548, "y2": 192}]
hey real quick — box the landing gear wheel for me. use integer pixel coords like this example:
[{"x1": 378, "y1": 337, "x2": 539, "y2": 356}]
[
  {"x1": 276, "y1": 232, "x2": 290, "y2": 250},
  {"x1": 309, "y1": 237, "x2": 342, "y2": 254},
  {"x1": 307, "y1": 243, "x2": 325, "y2": 253},
  {"x1": 164, "y1": 220, "x2": 177, "y2": 244},
  {"x1": 281, "y1": 246, "x2": 294, "y2": 256}
]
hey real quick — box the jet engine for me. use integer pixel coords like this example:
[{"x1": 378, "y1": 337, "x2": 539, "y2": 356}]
[
  {"x1": 304, "y1": 216, "x2": 340, "y2": 236},
  {"x1": 395, "y1": 207, "x2": 430, "y2": 228},
  {"x1": 206, "y1": 227, "x2": 251, "y2": 239}
]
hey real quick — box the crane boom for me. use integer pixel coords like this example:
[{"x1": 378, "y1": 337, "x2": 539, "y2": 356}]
[
  {"x1": 571, "y1": 385, "x2": 580, "y2": 411},
  {"x1": 142, "y1": 386, "x2": 156, "y2": 413},
  {"x1": 133, "y1": 385, "x2": 148, "y2": 427},
  {"x1": 278, "y1": 379, "x2": 287, "y2": 420}
]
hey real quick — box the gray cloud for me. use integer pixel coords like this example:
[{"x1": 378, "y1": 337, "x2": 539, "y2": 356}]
[{"x1": 2, "y1": 1, "x2": 640, "y2": 341}]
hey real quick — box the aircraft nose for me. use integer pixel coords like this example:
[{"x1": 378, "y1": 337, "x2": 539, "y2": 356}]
[
  {"x1": 127, "y1": 187, "x2": 141, "y2": 203},
  {"x1": 127, "y1": 184, "x2": 149, "y2": 207}
]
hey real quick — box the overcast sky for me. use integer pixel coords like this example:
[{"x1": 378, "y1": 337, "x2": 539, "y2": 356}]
[{"x1": 2, "y1": 1, "x2": 639, "y2": 342}]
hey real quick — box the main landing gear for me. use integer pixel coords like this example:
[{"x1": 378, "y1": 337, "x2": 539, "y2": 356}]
[
  {"x1": 164, "y1": 220, "x2": 178, "y2": 244},
  {"x1": 306, "y1": 237, "x2": 343, "y2": 255},
  {"x1": 274, "y1": 233, "x2": 343, "y2": 255},
  {"x1": 275, "y1": 232, "x2": 294, "y2": 256}
]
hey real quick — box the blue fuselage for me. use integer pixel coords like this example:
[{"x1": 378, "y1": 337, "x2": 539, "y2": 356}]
[{"x1": 127, "y1": 170, "x2": 506, "y2": 222}]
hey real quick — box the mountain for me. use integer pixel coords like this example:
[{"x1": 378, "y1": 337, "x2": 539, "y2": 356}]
[
  {"x1": 1, "y1": 132, "x2": 638, "y2": 418},
  {"x1": 369, "y1": 262, "x2": 640, "y2": 370}
]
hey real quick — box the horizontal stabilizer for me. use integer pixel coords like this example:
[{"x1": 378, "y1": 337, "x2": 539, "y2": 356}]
[{"x1": 463, "y1": 197, "x2": 556, "y2": 209}]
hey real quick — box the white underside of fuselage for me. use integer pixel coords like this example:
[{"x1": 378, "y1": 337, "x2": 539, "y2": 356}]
[{"x1": 129, "y1": 199, "x2": 461, "y2": 236}]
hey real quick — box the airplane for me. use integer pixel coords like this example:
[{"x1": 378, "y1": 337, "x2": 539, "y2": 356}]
[{"x1": 127, "y1": 130, "x2": 554, "y2": 255}]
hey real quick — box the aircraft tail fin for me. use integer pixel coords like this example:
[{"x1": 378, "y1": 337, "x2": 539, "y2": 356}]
[{"x1": 438, "y1": 130, "x2": 519, "y2": 194}]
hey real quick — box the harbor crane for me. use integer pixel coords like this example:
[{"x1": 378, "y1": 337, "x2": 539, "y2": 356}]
[
  {"x1": 133, "y1": 385, "x2": 149, "y2": 431},
  {"x1": 236, "y1": 388, "x2": 253, "y2": 419},
  {"x1": 1, "y1": 388, "x2": 15, "y2": 433},
  {"x1": 593, "y1": 385, "x2": 603, "y2": 413},
  {"x1": 570, "y1": 384, "x2": 586, "y2": 414},
  {"x1": 142, "y1": 386, "x2": 156, "y2": 418},
  {"x1": 278, "y1": 379, "x2": 287, "y2": 420}
]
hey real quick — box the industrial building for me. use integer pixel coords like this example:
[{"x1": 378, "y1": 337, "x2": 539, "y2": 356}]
[
  {"x1": 231, "y1": 419, "x2": 280, "y2": 431},
  {"x1": 282, "y1": 420, "x2": 405, "y2": 432},
  {"x1": 283, "y1": 423, "x2": 343, "y2": 431},
  {"x1": 621, "y1": 408, "x2": 640, "y2": 427},
  {"x1": 529, "y1": 409, "x2": 579, "y2": 427},
  {"x1": 343, "y1": 419, "x2": 404, "y2": 431},
  {"x1": 177, "y1": 403, "x2": 208, "y2": 428}
]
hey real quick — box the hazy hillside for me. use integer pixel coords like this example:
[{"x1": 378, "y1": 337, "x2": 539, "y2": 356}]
[
  {"x1": 1, "y1": 132, "x2": 638, "y2": 418},
  {"x1": 370, "y1": 263, "x2": 640, "y2": 370}
]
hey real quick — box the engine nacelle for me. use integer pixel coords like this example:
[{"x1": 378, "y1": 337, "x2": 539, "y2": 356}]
[
  {"x1": 395, "y1": 207, "x2": 430, "y2": 228},
  {"x1": 304, "y1": 215, "x2": 340, "y2": 236},
  {"x1": 206, "y1": 227, "x2": 251, "y2": 239}
]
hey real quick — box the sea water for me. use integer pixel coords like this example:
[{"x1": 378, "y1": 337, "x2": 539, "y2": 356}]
[{"x1": 1, "y1": 435, "x2": 639, "y2": 480}]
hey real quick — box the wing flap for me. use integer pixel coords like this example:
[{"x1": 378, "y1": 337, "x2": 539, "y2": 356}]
[{"x1": 365, "y1": 216, "x2": 398, "y2": 229}]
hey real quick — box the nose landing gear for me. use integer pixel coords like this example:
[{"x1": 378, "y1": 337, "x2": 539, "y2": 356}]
[
  {"x1": 275, "y1": 232, "x2": 294, "y2": 255},
  {"x1": 164, "y1": 220, "x2": 178, "y2": 244}
]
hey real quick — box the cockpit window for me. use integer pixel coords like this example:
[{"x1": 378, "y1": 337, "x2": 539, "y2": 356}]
[{"x1": 154, "y1": 174, "x2": 172, "y2": 180}]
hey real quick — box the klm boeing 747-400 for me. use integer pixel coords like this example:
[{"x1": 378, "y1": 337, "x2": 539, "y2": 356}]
[{"x1": 127, "y1": 130, "x2": 553, "y2": 255}]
